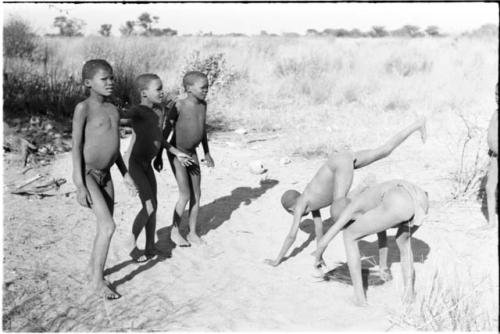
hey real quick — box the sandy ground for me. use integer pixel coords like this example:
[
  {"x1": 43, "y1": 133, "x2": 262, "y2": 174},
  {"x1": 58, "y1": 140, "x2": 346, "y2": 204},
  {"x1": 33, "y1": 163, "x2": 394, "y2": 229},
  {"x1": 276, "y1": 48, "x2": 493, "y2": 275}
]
[{"x1": 2, "y1": 131, "x2": 498, "y2": 331}]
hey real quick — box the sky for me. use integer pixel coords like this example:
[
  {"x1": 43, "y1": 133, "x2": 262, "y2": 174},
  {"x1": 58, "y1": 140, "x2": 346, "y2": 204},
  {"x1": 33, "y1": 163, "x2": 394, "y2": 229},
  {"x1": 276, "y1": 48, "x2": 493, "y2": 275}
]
[{"x1": 2, "y1": 2, "x2": 499, "y2": 36}]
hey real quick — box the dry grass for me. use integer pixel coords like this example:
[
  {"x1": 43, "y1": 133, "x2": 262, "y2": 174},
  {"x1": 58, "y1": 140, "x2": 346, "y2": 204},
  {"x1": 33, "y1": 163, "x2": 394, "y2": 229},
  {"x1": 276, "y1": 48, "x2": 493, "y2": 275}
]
[
  {"x1": 389, "y1": 263, "x2": 498, "y2": 331},
  {"x1": 3, "y1": 35, "x2": 498, "y2": 192}
]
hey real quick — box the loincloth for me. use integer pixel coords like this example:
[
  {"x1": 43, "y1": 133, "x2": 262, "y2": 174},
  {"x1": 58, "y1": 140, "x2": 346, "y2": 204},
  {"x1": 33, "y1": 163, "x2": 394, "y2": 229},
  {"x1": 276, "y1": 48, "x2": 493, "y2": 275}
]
[
  {"x1": 391, "y1": 180, "x2": 429, "y2": 227},
  {"x1": 86, "y1": 167, "x2": 111, "y2": 187}
]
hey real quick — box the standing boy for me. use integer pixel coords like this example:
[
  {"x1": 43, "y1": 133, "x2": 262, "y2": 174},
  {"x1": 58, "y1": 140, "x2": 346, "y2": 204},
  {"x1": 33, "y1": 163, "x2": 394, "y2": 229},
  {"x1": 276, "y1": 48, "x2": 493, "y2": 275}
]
[
  {"x1": 122, "y1": 74, "x2": 193, "y2": 262},
  {"x1": 72, "y1": 59, "x2": 137, "y2": 299},
  {"x1": 156, "y1": 71, "x2": 215, "y2": 246}
]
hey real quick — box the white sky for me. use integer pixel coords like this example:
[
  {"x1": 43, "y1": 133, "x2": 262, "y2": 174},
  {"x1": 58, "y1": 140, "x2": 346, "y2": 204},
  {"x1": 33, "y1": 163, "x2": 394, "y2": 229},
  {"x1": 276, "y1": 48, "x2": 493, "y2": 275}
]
[{"x1": 2, "y1": 2, "x2": 499, "y2": 36}]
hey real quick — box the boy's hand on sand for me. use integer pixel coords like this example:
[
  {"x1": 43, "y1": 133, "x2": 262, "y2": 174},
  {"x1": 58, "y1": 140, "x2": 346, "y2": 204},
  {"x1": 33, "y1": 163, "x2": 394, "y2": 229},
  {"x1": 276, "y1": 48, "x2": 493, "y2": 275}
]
[
  {"x1": 204, "y1": 153, "x2": 215, "y2": 167},
  {"x1": 153, "y1": 157, "x2": 163, "y2": 172},
  {"x1": 176, "y1": 152, "x2": 194, "y2": 167},
  {"x1": 124, "y1": 173, "x2": 138, "y2": 196},
  {"x1": 264, "y1": 259, "x2": 280, "y2": 267},
  {"x1": 76, "y1": 186, "x2": 92, "y2": 208}
]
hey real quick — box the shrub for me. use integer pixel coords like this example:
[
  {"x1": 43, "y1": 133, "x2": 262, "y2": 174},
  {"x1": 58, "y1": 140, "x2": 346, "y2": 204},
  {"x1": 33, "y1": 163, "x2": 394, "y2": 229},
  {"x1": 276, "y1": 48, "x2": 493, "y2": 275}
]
[
  {"x1": 3, "y1": 16, "x2": 38, "y2": 59},
  {"x1": 182, "y1": 51, "x2": 238, "y2": 98}
]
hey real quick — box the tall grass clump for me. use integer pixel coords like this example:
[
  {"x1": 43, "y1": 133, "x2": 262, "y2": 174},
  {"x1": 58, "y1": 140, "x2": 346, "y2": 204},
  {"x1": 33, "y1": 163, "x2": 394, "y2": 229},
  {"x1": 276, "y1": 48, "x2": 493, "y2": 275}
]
[{"x1": 390, "y1": 266, "x2": 497, "y2": 331}]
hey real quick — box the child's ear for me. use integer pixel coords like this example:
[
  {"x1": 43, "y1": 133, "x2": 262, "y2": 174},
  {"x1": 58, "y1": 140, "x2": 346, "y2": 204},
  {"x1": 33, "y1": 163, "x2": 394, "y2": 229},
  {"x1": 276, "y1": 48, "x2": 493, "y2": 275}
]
[
  {"x1": 141, "y1": 90, "x2": 147, "y2": 98},
  {"x1": 83, "y1": 78, "x2": 91, "y2": 88}
]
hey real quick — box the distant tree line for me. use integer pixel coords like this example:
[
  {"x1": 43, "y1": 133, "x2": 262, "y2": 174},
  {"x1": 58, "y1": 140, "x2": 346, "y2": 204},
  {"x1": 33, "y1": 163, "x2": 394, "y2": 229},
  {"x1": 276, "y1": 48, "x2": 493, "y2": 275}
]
[{"x1": 300, "y1": 25, "x2": 444, "y2": 38}]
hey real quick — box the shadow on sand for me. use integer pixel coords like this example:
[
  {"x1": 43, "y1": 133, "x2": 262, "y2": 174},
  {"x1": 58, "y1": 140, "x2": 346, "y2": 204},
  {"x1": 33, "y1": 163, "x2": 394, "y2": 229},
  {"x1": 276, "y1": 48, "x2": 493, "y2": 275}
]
[
  {"x1": 281, "y1": 218, "x2": 335, "y2": 263},
  {"x1": 106, "y1": 179, "x2": 279, "y2": 289},
  {"x1": 171, "y1": 178, "x2": 279, "y2": 237},
  {"x1": 323, "y1": 235, "x2": 430, "y2": 291}
]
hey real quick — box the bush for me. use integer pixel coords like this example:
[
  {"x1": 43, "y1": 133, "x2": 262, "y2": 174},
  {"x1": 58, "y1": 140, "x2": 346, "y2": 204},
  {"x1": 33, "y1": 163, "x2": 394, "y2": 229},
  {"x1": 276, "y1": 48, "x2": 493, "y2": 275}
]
[
  {"x1": 3, "y1": 16, "x2": 38, "y2": 59},
  {"x1": 182, "y1": 51, "x2": 238, "y2": 99}
]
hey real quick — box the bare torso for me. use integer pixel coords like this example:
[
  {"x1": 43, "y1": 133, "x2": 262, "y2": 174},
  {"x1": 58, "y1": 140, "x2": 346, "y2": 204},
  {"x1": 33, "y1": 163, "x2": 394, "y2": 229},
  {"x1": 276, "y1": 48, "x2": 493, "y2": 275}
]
[
  {"x1": 487, "y1": 111, "x2": 498, "y2": 154},
  {"x1": 81, "y1": 99, "x2": 121, "y2": 171},
  {"x1": 302, "y1": 150, "x2": 355, "y2": 212},
  {"x1": 170, "y1": 99, "x2": 206, "y2": 153},
  {"x1": 126, "y1": 105, "x2": 165, "y2": 162}
]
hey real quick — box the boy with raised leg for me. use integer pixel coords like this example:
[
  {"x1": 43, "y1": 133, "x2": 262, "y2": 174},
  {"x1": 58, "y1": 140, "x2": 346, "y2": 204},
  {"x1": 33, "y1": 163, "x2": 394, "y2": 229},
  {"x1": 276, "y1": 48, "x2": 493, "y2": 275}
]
[{"x1": 265, "y1": 117, "x2": 427, "y2": 271}]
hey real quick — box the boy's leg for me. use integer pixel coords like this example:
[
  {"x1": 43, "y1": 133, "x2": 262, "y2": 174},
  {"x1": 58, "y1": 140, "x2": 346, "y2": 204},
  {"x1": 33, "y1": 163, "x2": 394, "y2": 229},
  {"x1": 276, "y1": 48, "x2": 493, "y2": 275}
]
[
  {"x1": 168, "y1": 153, "x2": 191, "y2": 247},
  {"x1": 329, "y1": 153, "x2": 355, "y2": 222},
  {"x1": 86, "y1": 180, "x2": 114, "y2": 280},
  {"x1": 316, "y1": 186, "x2": 376, "y2": 265},
  {"x1": 353, "y1": 117, "x2": 426, "y2": 169},
  {"x1": 85, "y1": 174, "x2": 119, "y2": 299},
  {"x1": 128, "y1": 159, "x2": 155, "y2": 247},
  {"x1": 485, "y1": 156, "x2": 498, "y2": 227},
  {"x1": 377, "y1": 231, "x2": 392, "y2": 281},
  {"x1": 395, "y1": 224, "x2": 419, "y2": 303},
  {"x1": 342, "y1": 188, "x2": 414, "y2": 306},
  {"x1": 144, "y1": 165, "x2": 158, "y2": 254},
  {"x1": 186, "y1": 155, "x2": 204, "y2": 244}
]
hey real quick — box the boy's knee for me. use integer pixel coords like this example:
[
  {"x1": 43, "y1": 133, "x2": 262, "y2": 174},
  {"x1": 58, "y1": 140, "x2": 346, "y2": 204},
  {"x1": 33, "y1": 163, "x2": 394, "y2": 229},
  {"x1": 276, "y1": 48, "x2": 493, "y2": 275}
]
[
  {"x1": 178, "y1": 192, "x2": 190, "y2": 204},
  {"x1": 100, "y1": 220, "x2": 116, "y2": 237}
]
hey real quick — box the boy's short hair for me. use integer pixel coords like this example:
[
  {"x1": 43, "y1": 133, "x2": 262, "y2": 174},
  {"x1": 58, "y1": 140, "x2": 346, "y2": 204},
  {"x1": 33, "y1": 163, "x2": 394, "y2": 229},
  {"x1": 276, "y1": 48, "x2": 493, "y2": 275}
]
[
  {"x1": 182, "y1": 71, "x2": 207, "y2": 89},
  {"x1": 134, "y1": 73, "x2": 161, "y2": 94},
  {"x1": 281, "y1": 189, "x2": 301, "y2": 211},
  {"x1": 82, "y1": 59, "x2": 113, "y2": 81},
  {"x1": 130, "y1": 73, "x2": 161, "y2": 104}
]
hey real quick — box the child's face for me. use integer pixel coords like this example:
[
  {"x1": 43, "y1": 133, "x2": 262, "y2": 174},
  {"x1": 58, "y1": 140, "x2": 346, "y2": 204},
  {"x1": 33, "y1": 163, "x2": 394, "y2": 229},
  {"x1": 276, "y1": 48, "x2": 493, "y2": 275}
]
[
  {"x1": 85, "y1": 68, "x2": 114, "y2": 96},
  {"x1": 143, "y1": 79, "x2": 164, "y2": 104},
  {"x1": 187, "y1": 77, "x2": 209, "y2": 101}
]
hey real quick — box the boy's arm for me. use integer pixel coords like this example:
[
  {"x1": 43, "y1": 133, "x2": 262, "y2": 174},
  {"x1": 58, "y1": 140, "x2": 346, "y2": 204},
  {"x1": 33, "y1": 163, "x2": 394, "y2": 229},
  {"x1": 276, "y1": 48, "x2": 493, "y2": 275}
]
[
  {"x1": 71, "y1": 103, "x2": 92, "y2": 207},
  {"x1": 201, "y1": 130, "x2": 214, "y2": 167},
  {"x1": 115, "y1": 153, "x2": 138, "y2": 196},
  {"x1": 313, "y1": 200, "x2": 359, "y2": 264},
  {"x1": 265, "y1": 199, "x2": 307, "y2": 267}
]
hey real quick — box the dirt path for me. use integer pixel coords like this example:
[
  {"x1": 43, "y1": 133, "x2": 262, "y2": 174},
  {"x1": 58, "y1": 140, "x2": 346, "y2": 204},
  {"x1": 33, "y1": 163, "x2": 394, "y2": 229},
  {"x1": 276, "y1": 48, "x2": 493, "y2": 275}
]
[{"x1": 3, "y1": 133, "x2": 498, "y2": 331}]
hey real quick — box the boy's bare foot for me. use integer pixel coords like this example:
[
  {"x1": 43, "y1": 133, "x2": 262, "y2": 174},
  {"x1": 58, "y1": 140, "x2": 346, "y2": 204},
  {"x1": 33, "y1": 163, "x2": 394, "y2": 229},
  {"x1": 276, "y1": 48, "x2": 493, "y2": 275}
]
[
  {"x1": 134, "y1": 252, "x2": 156, "y2": 263},
  {"x1": 417, "y1": 116, "x2": 427, "y2": 143},
  {"x1": 187, "y1": 233, "x2": 206, "y2": 245},
  {"x1": 170, "y1": 226, "x2": 190, "y2": 247},
  {"x1": 95, "y1": 280, "x2": 120, "y2": 300},
  {"x1": 351, "y1": 296, "x2": 368, "y2": 307}
]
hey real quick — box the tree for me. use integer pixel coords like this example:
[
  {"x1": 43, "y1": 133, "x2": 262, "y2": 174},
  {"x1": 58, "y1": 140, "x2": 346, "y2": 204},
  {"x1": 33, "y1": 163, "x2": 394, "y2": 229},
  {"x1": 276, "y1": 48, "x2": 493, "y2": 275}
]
[
  {"x1": 3, "y1": 16, "x2": 38, "y2": 58},
  {"x1": 120, "y1": 20, "x2": 135, "y2": 36},
  {"x1": 98, "y1": 24, "x2": 112, "y2": 37},
  {"x1": 137, "y1": 12, "x2": 159, "y2": 35},
  {"x1": 370, "y1": 26, "x2": 388, "y2": 38},
  {"x1": 425, "y1": 25, "x2": 440, "y2": 37},
  {"x1": 306, "y1": 29, "x2": 320, "y2": 36},
  {"x1": 53, "y1": 16, "x2": 85, "y2": 36},
  {"x1": 391, "y1": 25, "x2": 424, "y2": 38}
]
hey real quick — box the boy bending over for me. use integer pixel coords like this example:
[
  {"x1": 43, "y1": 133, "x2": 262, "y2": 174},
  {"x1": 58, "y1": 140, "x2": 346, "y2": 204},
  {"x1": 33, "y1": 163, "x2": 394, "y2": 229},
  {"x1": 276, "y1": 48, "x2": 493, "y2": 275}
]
[
  {"x1": 265, "y1": 117, "x2": 426, "y2": 270},
  {"x1": 72, "y1": 59, "x2": 137, "y2": 299},
  {"x1": 312, "y1": 180, "x2": 429, "y2": 306}
]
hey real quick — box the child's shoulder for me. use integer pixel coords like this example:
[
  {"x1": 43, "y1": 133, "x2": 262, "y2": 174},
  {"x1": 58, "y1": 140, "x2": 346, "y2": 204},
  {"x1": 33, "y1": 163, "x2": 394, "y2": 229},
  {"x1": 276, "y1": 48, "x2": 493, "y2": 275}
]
[{"x1": 74, "y1": 99, "x2": 91, "y2": 115}]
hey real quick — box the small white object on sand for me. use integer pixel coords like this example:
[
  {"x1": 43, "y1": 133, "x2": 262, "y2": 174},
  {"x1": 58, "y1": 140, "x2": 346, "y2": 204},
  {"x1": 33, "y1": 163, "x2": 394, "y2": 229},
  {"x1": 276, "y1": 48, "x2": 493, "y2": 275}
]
[
  {"x1": 234, "y1": 127, "x2": 248, "y2": 135},
  {"x1": 249, "y1": 160, "x2": 266, "y2": 174}
]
